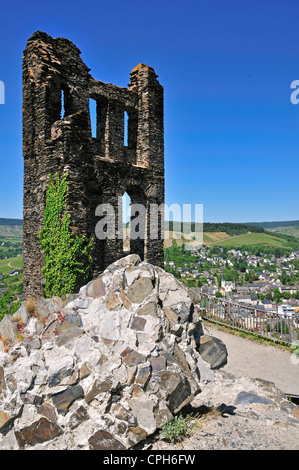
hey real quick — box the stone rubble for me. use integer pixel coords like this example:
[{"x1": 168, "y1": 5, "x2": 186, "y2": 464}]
[{"x1": 0, "y1": 254, "x2": 225, "y2": 450}]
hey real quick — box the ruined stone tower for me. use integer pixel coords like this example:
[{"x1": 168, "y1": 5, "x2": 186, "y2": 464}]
[{"x1": 22, "y1": 31, "x2": 164, "y2": 298}]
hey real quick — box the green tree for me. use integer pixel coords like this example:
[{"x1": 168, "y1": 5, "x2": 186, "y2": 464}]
[
  {"x1": 264, "y1": 289, "x2": 273, "y2": 301},
  {"x1": 0, "y1": 289, "x2": 21, "y2": 322},
  {"x1": 215, "y1": 291, "x2": 224, "y2": 298},
  {"x1": 39, "y1": 173, "x2": 94, "y2": 298},
  {"x1": 273, "y1": 288, "x2": 282, "y2": 303},
  {"x1": 245, "y1": 269, "x2": 258, "y2": 283},
  {"x1": 280, "y1": 271, "x2": 288, "y2": 285},
  {"x1": 186, "y1": 279, "x2": 196, "y2": 288},
  {"x1": 282, "y1": 291, "x2": 291, "y2": 300}
]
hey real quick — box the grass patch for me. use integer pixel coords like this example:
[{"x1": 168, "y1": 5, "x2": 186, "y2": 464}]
[
  {"x1": 160, "y1": 413, "x2": 200, "y2": 443},
  {"x1": 159, "y1": 404, "x2": 237, "y2": 445},
  {"x1": 25, "y1": 298, "x2": 37, "y2": 316},
  {"x1": 209, "y1": 232, "x2": 292, "y2": 248},
  {"x1": 0, "y1": 256, "x2": 23, "y2": 276},
  {"x1": 0, "y1": 225, "x2": 22, "y2": 237},
  {"x1": 269, "y1": 226, "x2": 299, "y2": 239},
  {"x1": 203, "y1": 232, "x2": 229, "y2": 244}
]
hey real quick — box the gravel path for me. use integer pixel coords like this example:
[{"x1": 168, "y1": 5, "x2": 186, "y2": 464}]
[{"x1": 204, "y1": 322, "x2": 299, "y2": 396}]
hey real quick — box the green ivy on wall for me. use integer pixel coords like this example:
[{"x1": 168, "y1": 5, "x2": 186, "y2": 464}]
[{"x1": 39, "y1": 173, "x2": 94, "y2": 298}]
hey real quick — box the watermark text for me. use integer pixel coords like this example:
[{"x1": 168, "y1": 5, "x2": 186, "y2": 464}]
[
  {"x1": 0, "y1": 81, "x2": 4, "y2": 104},
  {"x1": 95, "y1": 200, "x2": 203, "y2": 250}
]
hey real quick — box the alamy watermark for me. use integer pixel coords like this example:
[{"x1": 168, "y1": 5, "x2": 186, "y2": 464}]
[
  {"x1": 0, "y1": 81, "x2": 4, "y2": 104},
  {"x1": 290, "y1": 80, "x2": 299, "y2": 104},
  {"x1": 95, "y1": 200, "x2": 203, "y2": 250}
]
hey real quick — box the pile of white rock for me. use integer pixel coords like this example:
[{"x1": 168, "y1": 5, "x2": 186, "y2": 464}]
[{"x1": 0, "y1": 254, "x2": 226, "y2": 450}]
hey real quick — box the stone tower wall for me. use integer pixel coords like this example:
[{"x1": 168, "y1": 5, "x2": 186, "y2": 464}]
[{"x1": 22, "y1": 31, "x2": 164, "y2": 299}]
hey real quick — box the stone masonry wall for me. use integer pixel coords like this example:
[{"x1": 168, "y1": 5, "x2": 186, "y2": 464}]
[{"x1": 22, "y1": 31, "x2": 164, "y2": 299}]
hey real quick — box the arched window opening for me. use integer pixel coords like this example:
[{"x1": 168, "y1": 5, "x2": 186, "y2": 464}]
[{"x1": 122, "y1": 191, "x2": 131, "y2": 252}]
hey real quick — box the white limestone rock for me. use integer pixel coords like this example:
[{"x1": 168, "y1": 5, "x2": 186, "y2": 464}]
[{"x1": 0, "y1": 254, "x2": 221, "y2": 450}]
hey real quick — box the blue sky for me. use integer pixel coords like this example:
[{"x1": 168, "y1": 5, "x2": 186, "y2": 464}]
[{"x1": 0, "y1": 0, "x2": 298, "y2": 223}]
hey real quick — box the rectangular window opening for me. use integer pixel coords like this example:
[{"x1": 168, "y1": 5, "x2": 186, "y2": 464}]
[
  {"x1": 124, "y1": 111, "x2": 129, "y2": 147},
  {"x1": 89, "y1": 98, "x2": 97, "y2": 138},
  {"x1": 61, "y1": 89, "x2": 65, "y2": 119}
]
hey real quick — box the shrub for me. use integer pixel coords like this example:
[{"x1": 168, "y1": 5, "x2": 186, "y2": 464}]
[
  {"x1": 160, "y1": 414, "x2": 198, "y2": 443},
  {"x1": 25, "y1": 298, "x2": 37, "y2": 316},
  {"x1": 0, "y1": 289, "x2": 21, "y2": 322},
  {"x1": 39, "y1": 173, "x2": 94, "y2": 298}
]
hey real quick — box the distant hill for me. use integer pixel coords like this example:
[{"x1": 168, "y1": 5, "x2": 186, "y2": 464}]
[
  {"x1": 247, "y1": 220, "x2": 299, "y2": 229},
  {"x1": 247, "y1": 220, "x2": 299, "y2": 239},
  {"x1": 165, "y1": 220, "x2": 299, "y2": 252},
  {"x1": 2, "y1": 218, "x2": 298, "y2": 230},
  {"x1": 0, "y1": 218, "x2": 23, "y2": 238},
  {"x1": 1, "y1": 217, "x2": 298, "y2": 246},
  {"x1": 167, "y1": 221, "x2": 264, "y2": 235},
  {"x1": 0, "y1": 218, "x2": 22, "y2": 226},
  {"x1": 266, "y1": 226, "x2": 299, "y2": 239},
  {"x1": 207, "y1": 231, "x2": 295, "y2": 249}
]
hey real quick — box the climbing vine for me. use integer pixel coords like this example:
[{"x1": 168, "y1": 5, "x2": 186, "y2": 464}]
[{"x1": 39, "y1": 173, "x2": 94, "y2": 298}]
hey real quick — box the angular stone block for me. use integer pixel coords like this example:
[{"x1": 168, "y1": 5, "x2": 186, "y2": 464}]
[
  {"x1": 14, "y1": 418, "x2": 63, "y2": 448},
  {"x1": 88, "y1": 430, "x2": 126, "y2": 450}
]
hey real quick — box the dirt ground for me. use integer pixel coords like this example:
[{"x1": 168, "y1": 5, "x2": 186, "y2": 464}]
[
  {"x1": 204, "y1": 322, "x2": 299, "y2": 395},
  {"x1": 146, "y1": 323, "x2": 299, "y2": 451}
]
